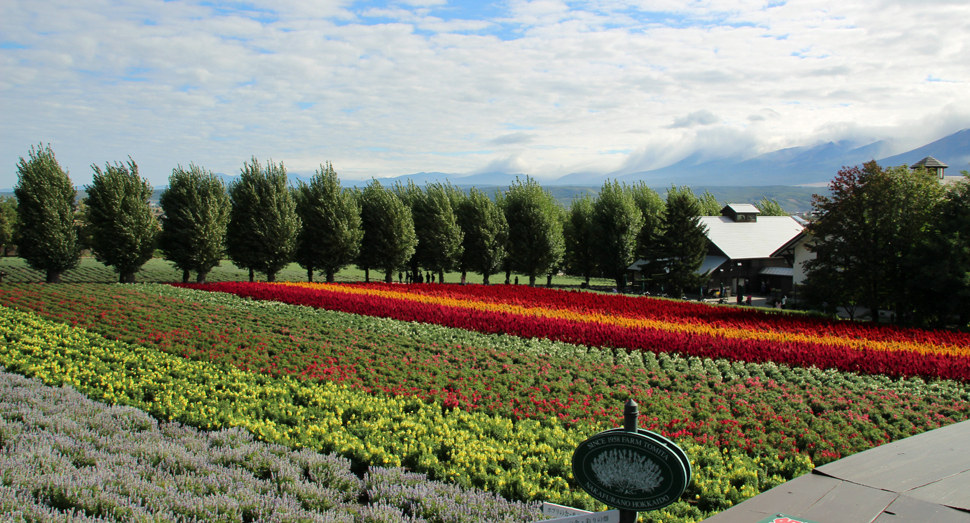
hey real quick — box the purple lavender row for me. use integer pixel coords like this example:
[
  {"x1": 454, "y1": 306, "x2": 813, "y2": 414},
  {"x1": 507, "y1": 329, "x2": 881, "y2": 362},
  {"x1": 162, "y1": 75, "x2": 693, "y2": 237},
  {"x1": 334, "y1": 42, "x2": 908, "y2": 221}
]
[{"x1": 0, "y1": 369, "x2": 543, "y2": 522}]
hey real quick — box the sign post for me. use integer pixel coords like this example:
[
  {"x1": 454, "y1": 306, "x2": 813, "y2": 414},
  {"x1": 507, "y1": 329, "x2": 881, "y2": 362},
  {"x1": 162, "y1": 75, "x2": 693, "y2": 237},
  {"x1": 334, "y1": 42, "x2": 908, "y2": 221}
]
[
  {"x1": 571, "y1": 399, "x2": 691, "y2": 519},
  {"x1": 619, "y1": 399, "x2": 639, "y2": 523}
]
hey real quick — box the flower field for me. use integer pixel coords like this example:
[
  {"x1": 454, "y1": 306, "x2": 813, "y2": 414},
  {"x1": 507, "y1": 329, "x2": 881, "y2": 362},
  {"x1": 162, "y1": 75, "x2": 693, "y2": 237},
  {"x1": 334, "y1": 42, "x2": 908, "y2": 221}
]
[
  {"x1": 1, "y1": 282, "x2": 969, "y2": 522},
  {"x1": 181, "y1": 282, "x2": 970, "y2": 382},
  {"x1": 0, "y1": 369, "x2": 540, "y2": 522}
]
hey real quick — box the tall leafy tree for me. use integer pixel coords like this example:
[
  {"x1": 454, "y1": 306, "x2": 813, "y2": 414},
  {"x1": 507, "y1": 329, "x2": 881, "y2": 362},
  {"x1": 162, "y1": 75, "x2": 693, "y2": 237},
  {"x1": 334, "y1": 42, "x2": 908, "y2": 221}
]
[
  {"x1": 902, "y1": 173, "x2": 970, "y2": 327},
  {"x1": 563, "y1": 193, "x2": 596, "y2": 285},
  {"x1": 225, "y1": 158, "x2": 301, "y2": 282},
  {"x1": 395, "y1": 181, "x2": 462, "y2": 283},
  {"x1": 805, "y1": 161, "x2": 945, "y2": 323},
  {"x1": 0, "y1": 197, "x2": 18, "y2": 256},
  {"x1": 501, "y1": 176, "x2": 565, "y2": 286},
  {"x1": 455, "y1": 187, "x2": 507, "y2": 284},
  {"x1": 629, "y1": 182, "x2": 666, "y2": 265},
  {"x1": 593, "y1": 180, "x2": 643, "y2": 290},
  {"x1": 647, "y1": 186, "x2": 709, "y2": 296},
  {"x1": 757, "y1": 197, "x2": 788, "y2": 216},
  {"x1": 84, "y1": 158, "x2": 159, "y2": 283},
  {"x1": 357, "y1": 180, "x2": 417, "y2": 283},
  {"x1": 698, "y1": 189, "x2": 721, "y2": 216},
  {"x1": 159, "y1": 164, "x2": 231, "y2": 283},
  {"x1": 294, "y1": 162, "x2": 363, "y2": 283},
  {"x1": 14, "y1": 144, "x2": 81, "y2": 283}
]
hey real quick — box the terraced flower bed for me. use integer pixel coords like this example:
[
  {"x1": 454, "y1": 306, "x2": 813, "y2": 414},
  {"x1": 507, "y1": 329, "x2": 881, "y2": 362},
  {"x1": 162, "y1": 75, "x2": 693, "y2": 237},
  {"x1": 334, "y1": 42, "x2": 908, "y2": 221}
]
[
  {"x1": 0, "y1": 369, "x2": 539, "y2": 522},
  {"x1": 179, "y1": 282, "x2": 970, "y2": 382},
  {"x1": 2, "y1": 282, "x2": 969, "y2": 522}
]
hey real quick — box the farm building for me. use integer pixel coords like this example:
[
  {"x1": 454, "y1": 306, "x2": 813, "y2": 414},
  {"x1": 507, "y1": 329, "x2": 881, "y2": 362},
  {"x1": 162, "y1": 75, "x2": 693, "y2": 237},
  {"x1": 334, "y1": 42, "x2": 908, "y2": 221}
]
[{"x1": 628, "y1": 204, "x2": 805, "y2": 297}]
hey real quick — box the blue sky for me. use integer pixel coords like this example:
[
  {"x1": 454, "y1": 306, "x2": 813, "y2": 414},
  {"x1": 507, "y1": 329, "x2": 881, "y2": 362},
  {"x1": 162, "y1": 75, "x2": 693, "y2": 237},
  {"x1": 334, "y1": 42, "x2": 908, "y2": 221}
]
[{"x1": 2, "y1": 0, "x2": 969, "y2": 188}]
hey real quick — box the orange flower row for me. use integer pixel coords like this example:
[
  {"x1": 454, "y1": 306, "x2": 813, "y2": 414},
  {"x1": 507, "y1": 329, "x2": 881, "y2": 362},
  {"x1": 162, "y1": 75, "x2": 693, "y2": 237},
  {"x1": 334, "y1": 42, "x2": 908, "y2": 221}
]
[{"x1": 279, "y1": 283, "x2": 969, "y2": 359}]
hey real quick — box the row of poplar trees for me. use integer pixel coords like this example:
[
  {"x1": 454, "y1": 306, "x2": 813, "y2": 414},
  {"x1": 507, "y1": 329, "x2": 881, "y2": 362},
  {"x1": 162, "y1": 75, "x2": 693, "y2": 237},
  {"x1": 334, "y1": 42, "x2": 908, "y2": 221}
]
[{"x1": 13, "y1": 144, "x2": 781, "y2": 294}]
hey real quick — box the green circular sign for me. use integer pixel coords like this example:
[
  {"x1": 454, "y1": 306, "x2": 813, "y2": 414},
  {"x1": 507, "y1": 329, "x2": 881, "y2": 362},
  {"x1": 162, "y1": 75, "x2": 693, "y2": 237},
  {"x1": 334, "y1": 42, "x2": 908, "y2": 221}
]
[
  {"x1": 601, "y1": 428, "x2": 693, "y2": 488},
  {"x1": 572, "y1": 430, "x2": 688, "y2": 512}
]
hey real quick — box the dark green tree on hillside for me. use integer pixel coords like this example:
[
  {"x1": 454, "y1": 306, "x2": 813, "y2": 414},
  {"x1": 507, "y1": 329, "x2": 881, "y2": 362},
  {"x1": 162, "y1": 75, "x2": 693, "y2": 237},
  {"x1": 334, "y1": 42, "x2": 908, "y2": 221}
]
[
  {"x1": 646, "y1": 186, "x2": 709, "y2": 296},
  {"x1": 593, "y1": 180, "x2": 643, "y2": 290},
  {"x1": 14, "y1": 144, "x2": 81, "y2": 283},
  {"x1": 804, "y1": 161, "x2": 945, "y2": 323},
  {"x1": 294, "y1": 162, "x2": 363, "y2": 283},
  {"x1": 455, "y1": 187, "x2": 508, "y2": 284},
  {"x1": 226, "y1": 158, "x2": 300, "y2": 282},
  {"x1": 563, "y1": 193, "x2": 596, "y2": 285},
  {"x1": 84, "y1": 158, "x2": 158, "y2": 283},
  {"x1": 159, "y1": 164, "x2": 231, "y2": 283},
  {"x1": 357, "y1": 180, "x2": 416, "y2": 283},
  {"x1": 502, "y1": 177, "x2": 564, "y2": 286}
]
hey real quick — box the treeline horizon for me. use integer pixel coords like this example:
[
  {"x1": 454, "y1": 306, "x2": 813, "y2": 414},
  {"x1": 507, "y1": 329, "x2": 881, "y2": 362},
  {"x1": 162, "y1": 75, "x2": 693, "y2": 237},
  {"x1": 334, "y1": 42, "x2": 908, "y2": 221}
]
[{"x1": 9, "y1": 145, "x2": 970, "y2": 330}]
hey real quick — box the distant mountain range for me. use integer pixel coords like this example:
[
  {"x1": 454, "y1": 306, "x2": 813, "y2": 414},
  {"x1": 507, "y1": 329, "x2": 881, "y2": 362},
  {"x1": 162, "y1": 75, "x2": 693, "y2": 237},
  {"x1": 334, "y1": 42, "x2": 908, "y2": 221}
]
[
  {"x1": 336, "y1": 127, "x2": 970, "y2": 188},
  {"x1": 75, "y1": 127, "x2": 966, "y2": 194}
]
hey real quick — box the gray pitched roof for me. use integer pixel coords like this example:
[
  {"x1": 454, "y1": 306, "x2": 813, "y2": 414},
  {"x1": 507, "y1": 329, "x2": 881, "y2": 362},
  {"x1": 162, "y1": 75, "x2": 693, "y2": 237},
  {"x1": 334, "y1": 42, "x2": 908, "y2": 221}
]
[
  {"x1": 912, "y1": 156, "x2": 949, "y2": 168},
  {"x1": 698, "y1": 215, "x2": 805, "y2": 260}
]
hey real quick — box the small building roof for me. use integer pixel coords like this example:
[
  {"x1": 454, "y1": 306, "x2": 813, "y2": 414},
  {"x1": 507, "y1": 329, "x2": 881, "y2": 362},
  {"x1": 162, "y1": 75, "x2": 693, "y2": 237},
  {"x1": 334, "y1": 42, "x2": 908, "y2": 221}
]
[
  {"x1": 626, "y1": 256, "x2": 727, "y2": 275},
  {"x1": 759, "y1": 266, "x2": 794, "y2": 277},
  {"x1": 723, "y1": 203, "x2": 760, "y2": 215},
  {"x1": 699, "y1": 215, "x2": 805, "y2": 260},
  {"x1": 912, "y1": 156, "x2": 949, "y2": 169}
]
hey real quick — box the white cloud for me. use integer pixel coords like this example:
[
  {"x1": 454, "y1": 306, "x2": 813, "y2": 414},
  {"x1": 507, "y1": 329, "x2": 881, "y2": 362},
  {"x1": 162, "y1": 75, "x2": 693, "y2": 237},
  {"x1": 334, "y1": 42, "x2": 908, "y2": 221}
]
[
  {"x1": 1, "y1": 0, "x2": 969, "y2": 188},
  {"x1": 667, "y1": 110, "x2": 720, "y2": 128}
]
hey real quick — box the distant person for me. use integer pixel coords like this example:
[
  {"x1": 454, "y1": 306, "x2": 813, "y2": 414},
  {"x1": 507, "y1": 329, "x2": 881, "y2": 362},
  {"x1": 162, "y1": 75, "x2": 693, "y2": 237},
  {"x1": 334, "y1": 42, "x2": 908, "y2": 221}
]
[
  {"x1": 737, "y1": 293, "x2": 743, "y2": 305},
  {"x1": 515, "y1": 276, "x2": 519, "y2": 285},
  {"x1": 746, "y1": 294, "x2": 753, "y2": 306}
]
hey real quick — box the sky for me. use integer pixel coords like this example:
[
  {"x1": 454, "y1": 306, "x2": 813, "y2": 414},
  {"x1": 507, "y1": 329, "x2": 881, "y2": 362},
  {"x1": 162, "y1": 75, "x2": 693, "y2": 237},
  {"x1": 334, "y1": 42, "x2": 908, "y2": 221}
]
[{"x1": 2, "y1": 0, "x2": 970, "y2": 189}]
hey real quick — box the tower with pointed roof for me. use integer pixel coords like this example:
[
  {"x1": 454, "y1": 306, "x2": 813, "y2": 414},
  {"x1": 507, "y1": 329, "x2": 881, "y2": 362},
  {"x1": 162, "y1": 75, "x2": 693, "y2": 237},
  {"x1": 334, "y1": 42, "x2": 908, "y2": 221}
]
[{"x1": 911, "y1": 156, "x2": 948, "y2": 179}]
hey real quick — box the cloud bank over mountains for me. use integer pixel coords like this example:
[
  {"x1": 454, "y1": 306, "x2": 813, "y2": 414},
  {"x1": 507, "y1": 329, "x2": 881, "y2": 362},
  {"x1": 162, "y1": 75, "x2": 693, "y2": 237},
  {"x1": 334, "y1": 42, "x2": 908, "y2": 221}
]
[{"x1": 1, "y1": 0, "x2": 969, "y2": 189}]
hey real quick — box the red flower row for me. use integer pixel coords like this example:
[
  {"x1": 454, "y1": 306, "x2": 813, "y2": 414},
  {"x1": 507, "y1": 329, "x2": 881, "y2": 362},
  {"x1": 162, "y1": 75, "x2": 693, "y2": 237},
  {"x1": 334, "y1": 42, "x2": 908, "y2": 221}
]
[{"x1": 177, "y1": 282, "x2": 970, "y2": 382}]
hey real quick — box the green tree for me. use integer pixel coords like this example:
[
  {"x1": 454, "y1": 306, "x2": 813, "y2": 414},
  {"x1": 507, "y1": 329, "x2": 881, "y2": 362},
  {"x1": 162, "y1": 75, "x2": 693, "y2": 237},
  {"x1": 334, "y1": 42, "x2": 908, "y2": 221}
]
[
  {"x1": 804, "y1": 161, "x2": 945, "y2": 323},
  {"x1": 357, "y1": 180, "x2": 417, "y2": 283},
  {"x1": 757, "y1": 197, "x2": 788, "y2": 216},
  {"x1": 563, "y1": 192, "x2": 597, "y2": 285},
  {"x1": 902, "y1": 173, "x2": 970, "y2": 328},
  {"x1": 225, "y1": 158, "x2": 301, "y2": 282},
  {"x1": 0, "y1": 197, "x2": 18, "y2": 256},
  {"x1": 501, "y1": 177, "x2": 565, "y2": 286},
  {"x1": 84, "y1": 158, "x2": 159, "y2": 283},
  {"x1": 629, "y1": 182, "x2": 666, "y2": 264},
  {"x1": 294, "y1": 162, "x2": 363, "y2": 283},
  {"x1": 593, "y1": 180, "x2": 643, "y2": 290},
  {"x1": 455, "y1": 187, "x2": 508, "y2": 284},
  {"x1": 159, "y1": 164, "x2": 231, "y2": 283},
  {"x1": 698, "y1": 189, "x2": 722, "y2": 216},
  {"x1": 647, "y1": 186, "x2": 709, "y2": 297},
  {"x1": 13, "y1": 144, "x2": 81, "y2": 283},
  {"x1": 396, "y1": 181, "x2": 463, "y2": 283}
]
